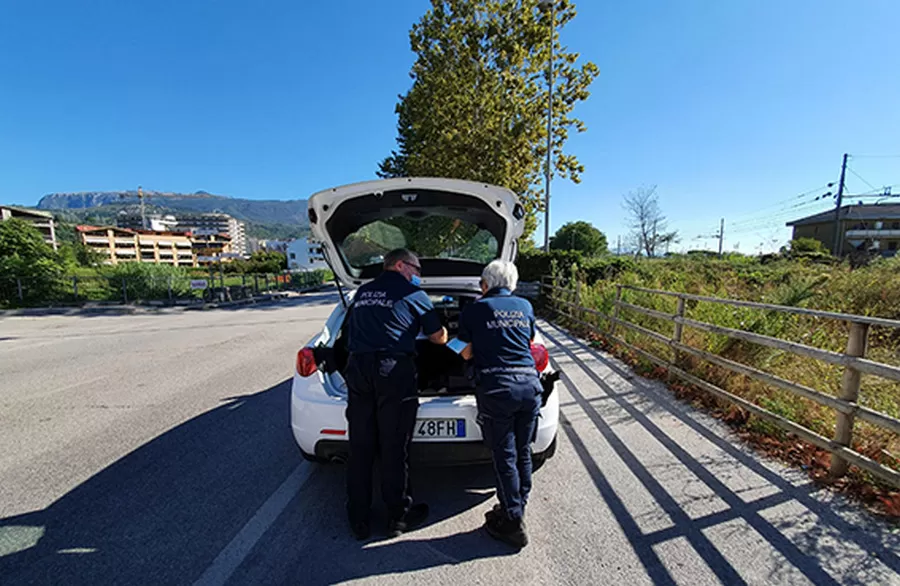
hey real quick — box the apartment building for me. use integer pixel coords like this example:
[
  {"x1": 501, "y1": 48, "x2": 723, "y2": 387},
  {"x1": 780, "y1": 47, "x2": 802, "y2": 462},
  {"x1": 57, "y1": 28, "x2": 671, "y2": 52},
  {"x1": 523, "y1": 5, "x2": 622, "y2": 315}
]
[
  {"x1": 787, "y1": 203, "x2": 900, "y2": 257},
  {"x1": 117, "y1": 211, "x2": 179, "y2": 232},
  {"x1": 177, "y1": 213, "x2": 247, "y2": 258},
  {"x1": 1, "y1": 205, "x2": 58, "y2": 250},
  {"x1": 286, "y1": 238, "x2": 328, "y2": 271},
  {"x1": 77, "y1": 226, "x2": 196, "y2": 266}
]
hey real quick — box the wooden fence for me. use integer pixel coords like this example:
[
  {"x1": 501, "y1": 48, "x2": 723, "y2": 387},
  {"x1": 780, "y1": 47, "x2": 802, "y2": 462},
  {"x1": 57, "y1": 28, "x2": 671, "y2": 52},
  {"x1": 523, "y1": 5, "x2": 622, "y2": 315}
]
[{"x1": 541, "y1": 277, "x2": 900, "y2": 488}]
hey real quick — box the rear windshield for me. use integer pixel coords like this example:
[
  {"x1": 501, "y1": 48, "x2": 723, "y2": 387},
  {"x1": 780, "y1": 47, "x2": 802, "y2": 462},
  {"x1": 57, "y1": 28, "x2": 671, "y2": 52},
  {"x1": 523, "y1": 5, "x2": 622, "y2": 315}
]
[{"x1": 340, "y1": 217, "x2": 499, "y2": 270}]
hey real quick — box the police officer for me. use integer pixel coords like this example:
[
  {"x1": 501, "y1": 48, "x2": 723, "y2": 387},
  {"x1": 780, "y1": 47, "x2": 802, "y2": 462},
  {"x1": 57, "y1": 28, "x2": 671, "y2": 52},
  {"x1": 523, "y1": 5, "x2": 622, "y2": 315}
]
[
  {"x1": 344, "y1": 248, "x2": 448, "y2": 540},
  {"x1": 458, "y1": 259, "x2": 541, "y2": 548}
]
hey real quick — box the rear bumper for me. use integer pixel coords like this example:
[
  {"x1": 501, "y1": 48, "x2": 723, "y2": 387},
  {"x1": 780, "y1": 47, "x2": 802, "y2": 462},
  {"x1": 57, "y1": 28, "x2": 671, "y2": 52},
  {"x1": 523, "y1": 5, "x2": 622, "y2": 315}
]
[
  {"x1": 291, "y1": 369, "x2": 560, "y2": 463},
  {"x1": 314, "y1": 439, "x2": 496, "y2": 465}
]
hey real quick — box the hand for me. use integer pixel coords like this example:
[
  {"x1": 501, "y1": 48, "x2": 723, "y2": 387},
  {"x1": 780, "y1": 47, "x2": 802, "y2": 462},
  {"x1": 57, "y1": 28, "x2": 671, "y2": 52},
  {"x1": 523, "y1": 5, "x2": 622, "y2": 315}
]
[{"x1": 428, "y1": 327, "x2": 449, "y2": 345}]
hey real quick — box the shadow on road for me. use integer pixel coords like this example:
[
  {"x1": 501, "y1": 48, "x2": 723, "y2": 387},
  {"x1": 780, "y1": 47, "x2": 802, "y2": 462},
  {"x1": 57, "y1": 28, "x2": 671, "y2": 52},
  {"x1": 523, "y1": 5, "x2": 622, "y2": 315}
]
[
  {"x1": 539, "y1": 322, "x2": 899, "y2": 586},
  {"x1": 0, "y1": 374, "x2": 511, "y2": 586},
  {"x1": 0, "y1": 379, "x2": 303, "y2": 585}
]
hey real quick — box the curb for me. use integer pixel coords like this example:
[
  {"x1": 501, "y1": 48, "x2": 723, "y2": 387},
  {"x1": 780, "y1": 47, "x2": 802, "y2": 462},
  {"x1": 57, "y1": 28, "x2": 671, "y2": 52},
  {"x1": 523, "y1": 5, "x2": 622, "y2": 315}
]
[{"x1": 0, "y1": 291, "x2": 300, "y2": 318}]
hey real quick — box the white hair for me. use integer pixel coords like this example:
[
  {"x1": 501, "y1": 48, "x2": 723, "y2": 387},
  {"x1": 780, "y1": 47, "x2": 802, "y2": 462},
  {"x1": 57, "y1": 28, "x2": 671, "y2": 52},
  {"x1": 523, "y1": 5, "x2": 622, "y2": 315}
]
[{"x1": 481, "y1": 260, "x2": 519, "y2": 292}]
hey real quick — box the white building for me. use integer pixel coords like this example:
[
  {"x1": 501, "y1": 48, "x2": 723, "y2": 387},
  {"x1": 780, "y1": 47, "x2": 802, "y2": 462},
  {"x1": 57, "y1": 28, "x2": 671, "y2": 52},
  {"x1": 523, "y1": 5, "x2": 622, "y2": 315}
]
[
  {"x1": 117, "y1": 211, "x2": 179, "y2": 232},
  {"x1": 176, "y1": 213, "x2": 247, "y2": 258},
  {"x1": 286, "y1": 238, "x2": 328, "y2": 271}
]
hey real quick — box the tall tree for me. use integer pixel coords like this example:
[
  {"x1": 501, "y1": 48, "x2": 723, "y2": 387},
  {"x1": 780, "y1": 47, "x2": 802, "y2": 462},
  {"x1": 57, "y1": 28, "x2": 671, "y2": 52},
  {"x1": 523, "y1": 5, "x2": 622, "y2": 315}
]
[
  {"x1": 550, "y1": 221, "x2": 607, "y2": 256},
  {"x1": 378, "y1": 0, "x2": 599, "y2": 240},
  {"x1": 623, "y1": 187, "x2": 679, "y2": 257}
]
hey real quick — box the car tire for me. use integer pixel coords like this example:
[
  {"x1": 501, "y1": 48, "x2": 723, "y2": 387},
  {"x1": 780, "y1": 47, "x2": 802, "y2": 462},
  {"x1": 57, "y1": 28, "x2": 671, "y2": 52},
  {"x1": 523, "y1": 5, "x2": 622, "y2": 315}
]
[
  {"x1": 299, "y1": 447, "x2": 328, "y2": 464},
  {"x1": 533, "y1": 434, "x2": 557, "y2": 470}
]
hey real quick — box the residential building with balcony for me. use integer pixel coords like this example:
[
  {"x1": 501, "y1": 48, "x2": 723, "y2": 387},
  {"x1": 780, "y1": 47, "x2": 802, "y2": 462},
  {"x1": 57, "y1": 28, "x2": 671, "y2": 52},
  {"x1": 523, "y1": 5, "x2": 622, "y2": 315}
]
[
  {"x1": 117, "y1": 211, "x2": 179, "y2": 232},
  {"x1": 77, "y1": 226, "x2": 197, "y2": 266},
  {"x1": 1, "y1": 205, "x2": 58, "y2": 250},
  {"x1": 190, "y1": 232, "x2": 234, "y2": 265},
  {"x1": 177, "y1": 213, "x2": 247, "y2": 258},
  {"x1": 787, "y1": 203, "x2": 900, "y2": 257}
]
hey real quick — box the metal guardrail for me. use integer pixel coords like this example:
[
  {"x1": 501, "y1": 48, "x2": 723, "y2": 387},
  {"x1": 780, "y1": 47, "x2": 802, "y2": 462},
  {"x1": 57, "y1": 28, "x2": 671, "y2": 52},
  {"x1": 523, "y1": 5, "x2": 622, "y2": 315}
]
[{"x1": 541, "y1": 277, "x2": 900, "y2": 487}]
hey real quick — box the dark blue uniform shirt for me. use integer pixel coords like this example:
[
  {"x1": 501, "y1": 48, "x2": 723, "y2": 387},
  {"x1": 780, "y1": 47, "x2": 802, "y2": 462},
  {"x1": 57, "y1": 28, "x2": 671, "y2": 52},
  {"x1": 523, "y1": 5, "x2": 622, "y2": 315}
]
[
  {"x1": 458, "y1": 288, "x2": 537, "y2": 378},
  {"x1": 347, "y1": 271, "x2": 442, "y2": 355}
]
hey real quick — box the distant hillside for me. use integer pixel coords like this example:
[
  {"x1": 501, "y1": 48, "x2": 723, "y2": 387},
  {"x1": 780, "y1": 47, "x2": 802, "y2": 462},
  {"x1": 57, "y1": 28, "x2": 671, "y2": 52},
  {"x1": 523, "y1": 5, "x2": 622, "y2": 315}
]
[{"x1": 37, "y1": 190, "x2": 309, "y2": 227}]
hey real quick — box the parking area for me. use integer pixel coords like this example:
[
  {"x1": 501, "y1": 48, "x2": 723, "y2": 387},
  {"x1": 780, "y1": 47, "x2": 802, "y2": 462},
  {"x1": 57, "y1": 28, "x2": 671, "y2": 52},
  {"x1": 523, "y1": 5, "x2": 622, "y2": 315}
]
[{"x1": 1, "y1": 293, "x2": 897, "y2": 585}]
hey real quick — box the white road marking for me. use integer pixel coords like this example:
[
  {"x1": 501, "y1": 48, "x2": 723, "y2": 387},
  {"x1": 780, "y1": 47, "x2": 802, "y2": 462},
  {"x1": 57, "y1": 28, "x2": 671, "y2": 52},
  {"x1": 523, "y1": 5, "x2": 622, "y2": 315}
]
[{"x1": 193, "y1": 462, "x2": 315, "y2": 586}]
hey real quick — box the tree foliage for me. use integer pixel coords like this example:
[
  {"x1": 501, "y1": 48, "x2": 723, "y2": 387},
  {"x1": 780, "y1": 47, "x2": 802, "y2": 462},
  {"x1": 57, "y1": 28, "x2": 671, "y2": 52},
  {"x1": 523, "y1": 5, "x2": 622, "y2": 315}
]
[
  {"x1": 223, "y1": 251, "x2": 287, "y2": 274},
  {"x1": 0, "y1": 219, "x2": 65, "y2": 304},
  {"x1": 549, "y1": 220, "x2": 607, "y2": 256},
  {"x1": 378, "y1": 0, "x2": 599, "y2": 240},
  {"x1": 622, "y1": 186, "x2": 679, "y2": 257},
  {"x1": 788, "y1": 237, "x2": 829, "y2": 255}
]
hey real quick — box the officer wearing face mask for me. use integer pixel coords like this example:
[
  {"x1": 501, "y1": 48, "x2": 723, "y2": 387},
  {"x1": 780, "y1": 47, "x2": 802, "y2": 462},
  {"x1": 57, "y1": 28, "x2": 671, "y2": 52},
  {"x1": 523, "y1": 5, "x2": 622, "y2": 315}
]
[
  {"x1": 344, "y1": 248, "x2": 448, "y2": 540},
  {"x1": 458, "y1": 259, "x2": 541, "y2": 549}
]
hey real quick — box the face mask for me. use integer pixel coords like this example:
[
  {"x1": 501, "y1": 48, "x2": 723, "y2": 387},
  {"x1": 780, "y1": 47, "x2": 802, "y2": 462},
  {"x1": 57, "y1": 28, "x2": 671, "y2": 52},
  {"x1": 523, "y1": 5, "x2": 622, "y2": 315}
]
[{"x1": 410, "y1": 274, "x2": 422, "y2": 287}]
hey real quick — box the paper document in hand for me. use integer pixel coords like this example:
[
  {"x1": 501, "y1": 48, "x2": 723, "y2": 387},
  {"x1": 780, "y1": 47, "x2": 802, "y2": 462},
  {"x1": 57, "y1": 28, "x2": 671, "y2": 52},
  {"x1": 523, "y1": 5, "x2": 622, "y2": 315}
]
[{"x1": 446, "y1": 337, "x2": 468, "y2": 354}]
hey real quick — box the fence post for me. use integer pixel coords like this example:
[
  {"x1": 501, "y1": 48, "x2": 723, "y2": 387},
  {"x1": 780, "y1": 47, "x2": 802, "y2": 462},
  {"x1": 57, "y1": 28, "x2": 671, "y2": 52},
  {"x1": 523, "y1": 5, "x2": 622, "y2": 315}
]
[
  {"x1": 122, "y1": 277, "x2": 128, "y2": 304},
  {"x1": 168, "y1": 275, "x2": 173, "y2": 303},
  {"x1": 16, "y1": 278, "x2": 23, "y2": 302},
  {"x1": 610, "y1": 285, "x2": 623, "y2": 336},
  {"x1": 73, "y1": 275, "x2": 79, "y2": 302},
  {"x1": 265, "y1": 274, "x2": 270, "y2": 292},
  {"x1": 254, "y1": 274, "x2": 259, "y2": 296},
  {"x1": 669, "y1": 295, "x2": 686, "y2": 381},
  {"x1": 574, "y1": 281, "x2": 582, "y2": 322},
  {"x1": 830, "y1": 321, "x2": 870, "y2": 478}
]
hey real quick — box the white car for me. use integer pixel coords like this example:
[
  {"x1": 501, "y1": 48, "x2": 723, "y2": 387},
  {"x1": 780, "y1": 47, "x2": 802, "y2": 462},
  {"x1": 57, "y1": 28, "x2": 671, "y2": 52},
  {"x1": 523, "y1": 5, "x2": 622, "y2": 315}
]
[{"x1": 290, "y1": 177, "x2": 560, "y2": 465}]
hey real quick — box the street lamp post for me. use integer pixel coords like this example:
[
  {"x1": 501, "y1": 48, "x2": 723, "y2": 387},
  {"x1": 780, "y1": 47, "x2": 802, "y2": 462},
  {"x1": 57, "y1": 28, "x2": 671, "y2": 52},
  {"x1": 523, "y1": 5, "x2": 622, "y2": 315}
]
[{"x1": 538, "y1": 0, "x2": 554, "y2": 252}]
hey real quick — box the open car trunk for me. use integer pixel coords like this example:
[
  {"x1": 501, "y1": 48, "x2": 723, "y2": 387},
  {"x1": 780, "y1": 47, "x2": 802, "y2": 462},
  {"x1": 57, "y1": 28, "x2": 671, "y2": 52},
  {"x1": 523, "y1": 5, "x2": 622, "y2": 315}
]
[{"x1": 321, "y1": 291, "x2": 478, "y2": 396}]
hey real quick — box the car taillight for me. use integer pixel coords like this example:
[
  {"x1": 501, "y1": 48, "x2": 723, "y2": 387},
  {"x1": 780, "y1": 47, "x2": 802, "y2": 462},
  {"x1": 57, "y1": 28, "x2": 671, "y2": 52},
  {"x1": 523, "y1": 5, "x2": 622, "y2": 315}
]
[
  {"x1": 530, "y1": 343, "x2": 549, "y2": 372},
  {"x1": 296, "y1": 348, "x2": 318, "y2": 377}
]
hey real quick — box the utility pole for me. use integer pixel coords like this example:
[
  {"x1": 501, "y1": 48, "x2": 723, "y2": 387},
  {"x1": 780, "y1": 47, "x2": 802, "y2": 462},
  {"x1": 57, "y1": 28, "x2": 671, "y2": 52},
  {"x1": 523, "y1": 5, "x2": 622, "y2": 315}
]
[
  {"x1": 831, "y1": 153, "x2": 849, "y2": 256},
  {"x1": 539, "y1": 0, "x2": 555, "y2": 253},
  {"x1": 717, "y1": 218, "x2": 725, "y2": 257},
  {"x1": 138, "y1": 185, "x2": 147, "y2": 230}
]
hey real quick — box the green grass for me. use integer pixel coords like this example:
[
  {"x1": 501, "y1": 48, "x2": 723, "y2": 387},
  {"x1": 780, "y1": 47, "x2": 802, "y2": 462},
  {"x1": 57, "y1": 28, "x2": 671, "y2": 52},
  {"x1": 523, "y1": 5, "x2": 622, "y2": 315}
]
[{"x1": 548, "y1": 254, "x2": 900, "y2": 478}]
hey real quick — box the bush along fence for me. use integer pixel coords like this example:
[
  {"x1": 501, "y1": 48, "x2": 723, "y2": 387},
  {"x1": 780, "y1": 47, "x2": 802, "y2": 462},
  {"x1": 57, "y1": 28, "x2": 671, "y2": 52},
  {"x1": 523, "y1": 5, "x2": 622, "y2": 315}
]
[
  {"x1": 541, "y1": 276, "x2": 900, "y2": 489},
  {"x1": 0, "y1": 269, "x2": 330, "y2": 308}
]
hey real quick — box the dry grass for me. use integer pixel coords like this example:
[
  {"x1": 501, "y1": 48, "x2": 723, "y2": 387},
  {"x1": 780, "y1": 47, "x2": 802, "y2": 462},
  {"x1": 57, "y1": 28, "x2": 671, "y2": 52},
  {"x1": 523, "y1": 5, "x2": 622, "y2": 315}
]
[{"x1": 547, "y1": 254, "x2": 900, "y2": 515}]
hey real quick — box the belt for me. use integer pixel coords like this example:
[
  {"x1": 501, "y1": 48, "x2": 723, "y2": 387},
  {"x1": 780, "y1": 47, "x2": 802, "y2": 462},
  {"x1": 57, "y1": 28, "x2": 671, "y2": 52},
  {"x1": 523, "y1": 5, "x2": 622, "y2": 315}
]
[
  {"x1": 478, "y1": 366, "x2": 537, "y2": 375},
  {"x1": 350, "y1": 351, "x2": 414, "y2": 358}
]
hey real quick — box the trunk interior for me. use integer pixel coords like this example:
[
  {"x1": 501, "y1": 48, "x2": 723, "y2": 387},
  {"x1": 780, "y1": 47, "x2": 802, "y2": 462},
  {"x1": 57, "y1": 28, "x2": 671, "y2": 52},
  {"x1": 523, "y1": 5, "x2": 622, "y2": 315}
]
[{"x1": 328, "y1": 291, "x2": 478, "y2": 396}]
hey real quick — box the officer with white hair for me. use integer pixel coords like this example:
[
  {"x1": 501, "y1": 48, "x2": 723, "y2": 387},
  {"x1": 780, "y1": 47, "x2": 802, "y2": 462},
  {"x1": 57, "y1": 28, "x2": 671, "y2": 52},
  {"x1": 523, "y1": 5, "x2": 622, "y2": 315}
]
[{"x1": 458, "y1": 259, "x2": 541, "y2": 548}]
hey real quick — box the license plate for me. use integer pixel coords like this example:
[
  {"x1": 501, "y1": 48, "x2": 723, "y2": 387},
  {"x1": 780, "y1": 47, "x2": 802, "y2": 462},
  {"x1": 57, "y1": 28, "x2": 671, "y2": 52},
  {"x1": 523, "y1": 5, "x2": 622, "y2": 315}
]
[{"x1": 415, "y1": 418, "x2": 465, "y2": 438}]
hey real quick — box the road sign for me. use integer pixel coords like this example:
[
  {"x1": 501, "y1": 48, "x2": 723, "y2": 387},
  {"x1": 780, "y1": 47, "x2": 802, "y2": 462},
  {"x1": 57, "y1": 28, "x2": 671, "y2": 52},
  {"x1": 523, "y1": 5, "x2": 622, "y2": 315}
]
[{"x1": 190, "y1": 279, "x2": 208, "y2": 290}]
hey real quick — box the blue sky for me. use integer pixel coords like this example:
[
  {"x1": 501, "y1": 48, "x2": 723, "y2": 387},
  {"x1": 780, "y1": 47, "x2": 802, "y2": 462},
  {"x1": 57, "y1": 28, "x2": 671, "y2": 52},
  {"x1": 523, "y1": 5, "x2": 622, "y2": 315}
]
[{"x1": 1, "y1": 0, "x2": 898, "y2": 252}]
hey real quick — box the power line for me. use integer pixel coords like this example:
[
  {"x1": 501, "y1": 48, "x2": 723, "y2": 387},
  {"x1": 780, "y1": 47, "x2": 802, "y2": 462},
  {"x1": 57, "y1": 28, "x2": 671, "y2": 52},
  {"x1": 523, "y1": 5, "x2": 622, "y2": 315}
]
[
  {"x1": 729, "y1": 195, "x2": 832, "y2": 229},
  {"x1": 728, "y1": 183, "x2": 834, "y2": 228},
  {"x1": 852, "y1": 154, "x2": 900, "y2": 159},
  {"x1": 847, "y1": 166, "x2": 878, "y2": 192}
]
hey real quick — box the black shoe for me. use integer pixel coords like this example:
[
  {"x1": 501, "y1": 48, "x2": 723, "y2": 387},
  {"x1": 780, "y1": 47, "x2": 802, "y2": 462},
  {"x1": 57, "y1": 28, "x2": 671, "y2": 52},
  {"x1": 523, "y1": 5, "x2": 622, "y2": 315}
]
[
  {"x1": 485, "y1": 514, "x2": 528, "y2": 548},
  {"x1": 388, "y1": 503, "x2": 429, "y2": 537},
  {"x1": 486, "y1": 504, "x2": 527, "y2": 530},
  {"x1": 485, "y1": 503, "x2": 503, "y2": 524},
  {"x1": 351, "y1": 521, "x2": 371, "y2": 541}
]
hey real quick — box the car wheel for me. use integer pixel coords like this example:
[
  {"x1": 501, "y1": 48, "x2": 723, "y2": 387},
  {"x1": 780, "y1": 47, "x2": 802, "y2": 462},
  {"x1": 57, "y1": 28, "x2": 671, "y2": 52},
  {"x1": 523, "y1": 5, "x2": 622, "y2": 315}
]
[
  {"x1": 299, "y1": 447, "x2": 328, "y2": 464},
  {"x1": 533, "y1": 434, "x2": 557, "y2": 470}
]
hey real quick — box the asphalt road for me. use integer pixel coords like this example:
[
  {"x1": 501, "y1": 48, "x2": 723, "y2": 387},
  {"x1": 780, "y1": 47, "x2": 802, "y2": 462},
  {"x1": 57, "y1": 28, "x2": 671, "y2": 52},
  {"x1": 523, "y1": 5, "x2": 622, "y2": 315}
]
[{"x1": 1, "y1": 292, "x2": 898, "y2": 586}]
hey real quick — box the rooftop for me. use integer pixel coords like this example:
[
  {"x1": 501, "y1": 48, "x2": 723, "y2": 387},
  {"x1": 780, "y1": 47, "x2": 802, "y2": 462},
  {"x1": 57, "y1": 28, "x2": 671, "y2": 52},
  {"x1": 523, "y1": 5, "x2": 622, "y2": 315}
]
[
  {"x1": 786, "y1": 203, "x2": 900, "y2": 226},
  {"x1": 1, "y1": 205, "x2": 54, "y2": 219}
]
